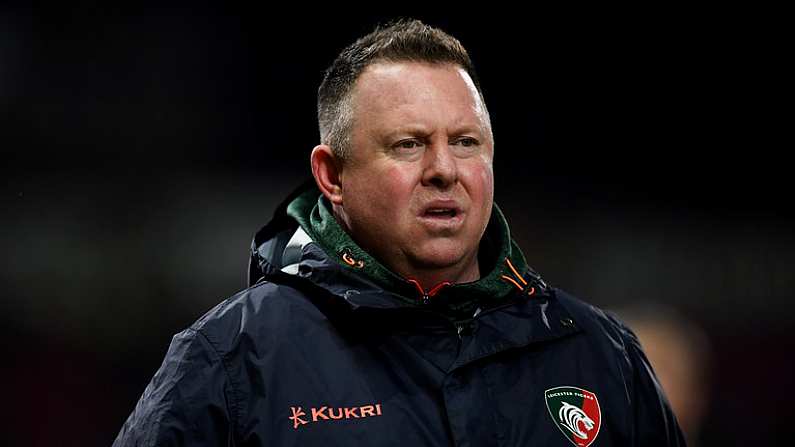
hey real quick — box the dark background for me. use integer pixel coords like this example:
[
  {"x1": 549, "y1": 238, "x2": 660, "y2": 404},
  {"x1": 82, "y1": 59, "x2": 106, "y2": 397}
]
[{"x1": 2, "y1": 5, "x2": 791, "y2": 446}]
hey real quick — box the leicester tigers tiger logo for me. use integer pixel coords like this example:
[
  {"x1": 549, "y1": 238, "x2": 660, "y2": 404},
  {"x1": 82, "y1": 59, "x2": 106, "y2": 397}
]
[
  {"x1": 545, "y1": 386, "x2": 602, "y2": 447},
  {"x1": 559, "y1": 401, "x2": 595, "y2": 439}
]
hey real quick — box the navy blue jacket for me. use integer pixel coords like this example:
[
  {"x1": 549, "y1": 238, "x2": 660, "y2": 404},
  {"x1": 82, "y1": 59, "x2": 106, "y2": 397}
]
[{"x1": 114, "y1": 194, "x2": 685, "y2": 446}]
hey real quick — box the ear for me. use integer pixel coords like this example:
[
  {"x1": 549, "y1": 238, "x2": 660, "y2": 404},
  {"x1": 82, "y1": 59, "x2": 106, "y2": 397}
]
[{"x1": 310, "y1": 144, "x2": 344, "y2": 205}]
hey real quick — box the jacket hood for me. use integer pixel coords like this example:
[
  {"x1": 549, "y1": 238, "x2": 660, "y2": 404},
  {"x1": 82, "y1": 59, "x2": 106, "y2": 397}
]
[{"x1": 248, "y1": 180, "x2": 550, "y2": 316}]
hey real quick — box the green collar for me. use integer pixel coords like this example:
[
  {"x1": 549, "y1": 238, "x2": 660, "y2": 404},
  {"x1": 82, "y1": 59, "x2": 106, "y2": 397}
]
[{"x1": 286, "y1": 188, "x2": 531, "y2": 311}]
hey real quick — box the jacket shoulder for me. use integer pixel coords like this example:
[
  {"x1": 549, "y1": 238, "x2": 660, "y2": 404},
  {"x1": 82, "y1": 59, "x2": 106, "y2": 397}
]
[
  {"x1": 113, "y1": 325, "x2": 233, "y2": 445},
  {"x1": 186, "y1": 279, "x2": 325, "y2": 357},
  {"x1": 554, "y1": 288, "x2": 632, "y2": 337},
  {"x1": 552, "y1": 287, "x2": 640, "y2": 364}
]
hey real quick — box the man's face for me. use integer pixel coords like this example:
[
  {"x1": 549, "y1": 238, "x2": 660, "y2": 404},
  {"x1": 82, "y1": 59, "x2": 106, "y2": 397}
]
[{"x1": 336, "y1": 61, "x2": 494, "y2": 281}]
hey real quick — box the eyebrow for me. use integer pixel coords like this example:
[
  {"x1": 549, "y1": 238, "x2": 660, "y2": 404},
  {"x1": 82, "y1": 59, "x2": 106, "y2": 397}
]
[
  {"x1": 381, "y1": 126, "x2": 430, "y2": 142},
  {"x1": 380, "y1": 123, "x2": 484, "y2": 142}
]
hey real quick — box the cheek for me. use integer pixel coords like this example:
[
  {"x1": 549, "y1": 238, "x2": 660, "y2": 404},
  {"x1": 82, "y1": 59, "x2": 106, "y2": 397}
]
[
  {"x1": 464, "y1": 161, "x2": 494, "y2": 202},
  {"x1": 481, "y1": 164, "x2": 494, "y2": 197},
  {"x1": 347, "y1": 165, "x2": 417, "y2": 216},
  {"x1": 477, "y1": 169, "x2": 494, "y2": 223},
  {"x1": 379, "y1": 164, "x2": 418, "y2": 204},
  {"x1": 462, "y1": 162, "x2": 494, "y2": 234}
]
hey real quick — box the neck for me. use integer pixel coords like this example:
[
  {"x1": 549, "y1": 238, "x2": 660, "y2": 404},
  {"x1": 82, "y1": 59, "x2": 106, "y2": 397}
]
[{"x1": 400, "y1": 254, "x2": 481, "y2": 290}]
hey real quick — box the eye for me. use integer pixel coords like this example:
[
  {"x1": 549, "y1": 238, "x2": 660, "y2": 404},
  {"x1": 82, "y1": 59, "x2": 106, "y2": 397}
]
[
  {"x1": 396, "y1": 140, "x2": 421, "y2": 149},
  {"x1": 392, "y1": 139, "x2": 424, "y2": 156},
  {"x1": 453, "y1": 137, "x2": 480, "y2": 148}
]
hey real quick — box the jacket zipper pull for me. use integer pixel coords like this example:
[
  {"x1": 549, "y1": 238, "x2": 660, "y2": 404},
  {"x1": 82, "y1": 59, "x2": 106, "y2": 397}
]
[{"x1": 422, "y1": 293, "x2": 431, "y2": 305}]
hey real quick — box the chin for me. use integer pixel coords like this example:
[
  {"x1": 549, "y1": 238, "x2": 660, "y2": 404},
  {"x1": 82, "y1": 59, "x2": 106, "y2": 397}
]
[{"x1": 411, "y1": 240, "x2": 470, "y2": 269}]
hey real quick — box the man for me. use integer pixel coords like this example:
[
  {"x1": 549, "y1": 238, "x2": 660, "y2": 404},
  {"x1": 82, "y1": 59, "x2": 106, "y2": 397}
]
[{"x1": 114, "y1": 19, "x2": 685, "y2": 446}]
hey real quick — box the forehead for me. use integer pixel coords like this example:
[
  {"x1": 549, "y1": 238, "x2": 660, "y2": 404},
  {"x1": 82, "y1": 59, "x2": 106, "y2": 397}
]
[{"x1": 350, "y1": 61, "x2": 488, "y2": 133}]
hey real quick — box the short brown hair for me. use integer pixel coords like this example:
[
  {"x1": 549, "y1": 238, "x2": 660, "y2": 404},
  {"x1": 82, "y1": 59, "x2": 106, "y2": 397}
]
[{"x1": 317, "y1": 19, "x2": 488, "y2": 160}]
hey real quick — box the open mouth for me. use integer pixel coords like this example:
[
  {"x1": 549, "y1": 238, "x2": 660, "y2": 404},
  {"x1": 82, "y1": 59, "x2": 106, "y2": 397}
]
[{"x1": 424, "y1": 208, "x2": 458, "y2": 218}]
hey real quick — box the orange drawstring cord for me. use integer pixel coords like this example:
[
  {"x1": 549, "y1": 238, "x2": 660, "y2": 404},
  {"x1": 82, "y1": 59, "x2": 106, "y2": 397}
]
[
  {"x1": 505, "y1": 258, "x2": 528, "y2": 286},
  {"x1": 407, "y1": 278, "x2": 425, "y2": 297},
  {"x1": 427, "y1": 281, "x2": 452, "y2": 297},
  {"x1": 501, "y1": 274, "x2": 524, "y2": 292},
  {"x1": 501, "y1": 258, "x2": 537, "y2": 297},
  {"x1": 406, "y1": 278, "x2": 451, "y2": 303}
]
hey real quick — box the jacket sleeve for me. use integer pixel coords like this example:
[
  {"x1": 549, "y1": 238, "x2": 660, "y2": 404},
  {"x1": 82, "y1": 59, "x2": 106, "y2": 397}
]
[
  {"x1": 113, "y1": 327, "x2": 236, "y2": 446},
  {"x1": 616, "y1": 318, "x2": 688, "y2": 446}
]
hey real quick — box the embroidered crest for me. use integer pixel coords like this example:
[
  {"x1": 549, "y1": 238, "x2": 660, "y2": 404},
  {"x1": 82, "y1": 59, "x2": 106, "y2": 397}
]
[{"x1": 544, "y1": 386, "x2": 601, "y2": 446}]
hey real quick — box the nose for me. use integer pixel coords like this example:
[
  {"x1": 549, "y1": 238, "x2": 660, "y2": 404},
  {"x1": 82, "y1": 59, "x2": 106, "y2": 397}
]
[{"x1": 421, "y1": 142, "x2": 458, "y2": 189}]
